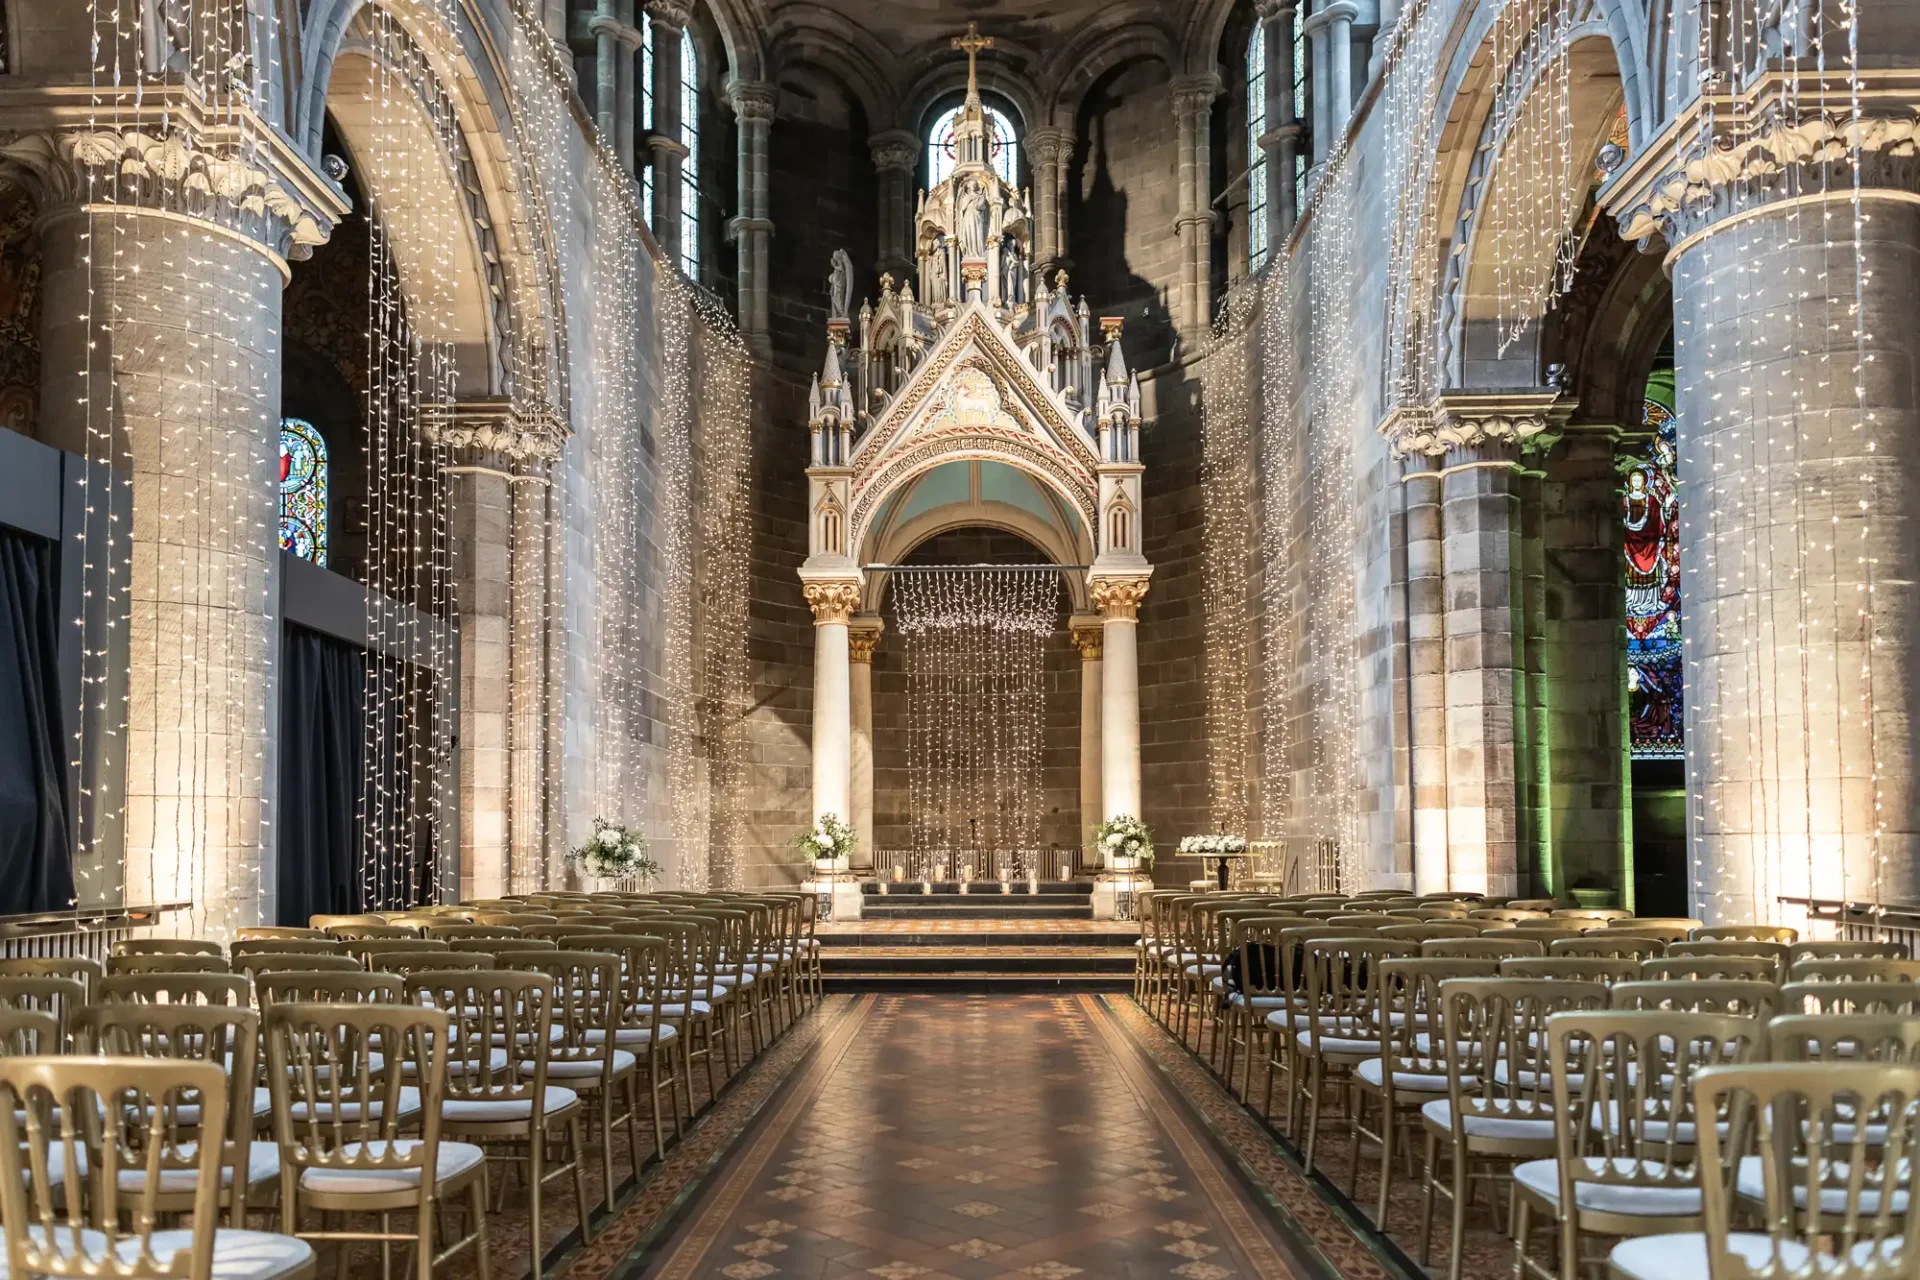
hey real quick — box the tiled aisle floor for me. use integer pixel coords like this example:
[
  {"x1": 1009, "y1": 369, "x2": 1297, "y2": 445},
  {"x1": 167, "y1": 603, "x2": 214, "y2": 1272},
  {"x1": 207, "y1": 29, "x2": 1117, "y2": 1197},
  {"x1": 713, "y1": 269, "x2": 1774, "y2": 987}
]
[{"x1": 635, "y1": 995, "x2": 1338, "y2": 1280}]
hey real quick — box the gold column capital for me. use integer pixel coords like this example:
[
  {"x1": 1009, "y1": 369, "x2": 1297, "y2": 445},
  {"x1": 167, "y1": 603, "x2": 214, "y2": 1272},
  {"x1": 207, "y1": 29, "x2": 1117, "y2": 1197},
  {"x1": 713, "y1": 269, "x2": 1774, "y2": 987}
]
[
  {"x1": 803, "y1": 580, "x2": 862, "y2": 625},
  {"x1": 1070, "y1": 625, "x2": 1104, "y2": 660},
  {"x1": 1090, "y1": 576, "x2": 1150, "y2": 621},
  {"x1": 847, "y1": 621, "x2": 884, "y2": 662}
]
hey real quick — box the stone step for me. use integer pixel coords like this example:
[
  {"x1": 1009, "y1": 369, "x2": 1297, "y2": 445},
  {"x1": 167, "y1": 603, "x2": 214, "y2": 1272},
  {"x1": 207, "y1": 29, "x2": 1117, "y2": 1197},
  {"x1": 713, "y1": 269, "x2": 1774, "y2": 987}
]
[
  {"x1": 859, "y1": 881, "x2": 1092, "y2": 896},
  {"x1": 858, "y1": 902, "x2": 1094, "y2": 920},
  {"x1": 817, "y1": 928, "x2": 1139, "y2": 948},
  {"x1": 858, "y1": 892, "x2": 1091, "y2": 908},
  {"x1": 818, "y1": 946, "x2": 1135, "y2": 975},
  {"x1": 822, "y1": 970, "x2": 1133, "y2": 993}
]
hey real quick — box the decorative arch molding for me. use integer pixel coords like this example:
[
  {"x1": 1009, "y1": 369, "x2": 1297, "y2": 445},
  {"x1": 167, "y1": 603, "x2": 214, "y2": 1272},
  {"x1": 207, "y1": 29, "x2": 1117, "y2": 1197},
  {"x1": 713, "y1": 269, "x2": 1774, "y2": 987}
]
[
  {"x1": 1042, "y1": 21, "x2": 1180, "y2": 129},
  {"x1": 1427, "y1": 10, "x2": 1633, "y2": 390},
  {"x1": 861, "y1": 504, "x2": 1094, "y2": 615},
  {"x1": 703, "y1": 0, "x2": 767, "y2": 83},
  {"x1": 297, "y1": 0, "x2": 567, "y2": 406},
  {"x1": 900, "y1": 59, "x2": 1041, "y2": 141},
  {"x1": 763, "y1": 5, "x2": 900, "y2": 125},
  {"x1": 1178, "y1": 0, "x2": 1242, "y2": 76},
  {"x1": 851, "y1": 438, "x2": 1099, "y2": 562}
]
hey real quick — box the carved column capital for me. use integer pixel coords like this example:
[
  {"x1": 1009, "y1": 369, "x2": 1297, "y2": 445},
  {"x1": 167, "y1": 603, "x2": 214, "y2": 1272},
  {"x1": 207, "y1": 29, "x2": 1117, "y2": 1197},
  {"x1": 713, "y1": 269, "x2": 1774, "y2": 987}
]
[
  {"x1": 803, "y1": 580, "x2": 862, "y2": 625},
  {"x1": 0, "y1": 97, "x2": 348, "y2": 265},
  {"x1": 1025, "y1": 126, "x2": 1073, "y2": 169},
  {"x1": 727, "y1": 80, "x2": 778, "y2": 123},
  {"x1": 1601, "y1": 85, "x2": 1920, "y2": 252},
  {"x1": 1377, "y1": 390, "x2": 1569, "y2": 462},
  {"x1": 869, "y1": 129, "x2": 918, "y2": 173},
  {"x1": 422, "y1": 398, "x2": 573, "y2": 464},
  {"x1": 847, "y1": 620, "x2": 884, "y2": 662},
  {"x1": 1071, "y1": 625, "x2": 1105, "y2": 660},
  {"x1": 643, "y1": 0, "x2": 693, "y2": 31},
  {"x1": 1169, "y1": 74, "x2": 1223, "y2": 119},
  {"x1": 1253, "y1": 0, "x2": 1299, "y2": 19},
  {"x1": 1090, "y1": 577, "x2": 1151, "y2": 621}
]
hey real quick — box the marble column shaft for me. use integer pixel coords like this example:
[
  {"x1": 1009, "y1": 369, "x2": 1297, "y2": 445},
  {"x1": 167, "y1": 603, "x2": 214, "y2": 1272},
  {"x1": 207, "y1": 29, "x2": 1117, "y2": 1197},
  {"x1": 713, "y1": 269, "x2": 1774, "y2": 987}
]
[
  {"x1": 847, "y1": 621, "x2": 880, "y2": 870},
  {"x1": 730, "y1": 81, "x2": 776, "y2": 350},
  {"x1": 1171, "y1": 76, "x2": 1220, "y2": 341},
  {"x1": 1258, "y1": 0, "x2": 1301, "y2": 244},
  {"x1": 1026, "y1": 126, "x2": 1072, "y2": 278},
  {"x1": 870, "y1": 131, "x2": 917, "y2": 284},
  {"x1": 1403, "y1": 465, "x2": 1450, "y2": 894},
  {"x1": 647, "y1": 4, "x2": 688, "y2": 264},
  {"x1": 1073, "y1": 622, "x2": 1104, "y2": 867}
]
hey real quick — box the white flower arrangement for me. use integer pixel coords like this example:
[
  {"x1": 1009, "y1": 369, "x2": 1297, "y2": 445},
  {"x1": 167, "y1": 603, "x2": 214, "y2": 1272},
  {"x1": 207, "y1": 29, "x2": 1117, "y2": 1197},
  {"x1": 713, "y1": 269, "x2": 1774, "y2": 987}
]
[
  {"x1": 1178, "y1": 834, "x2": 1249, "y2": 856},
  {"x1": 569, "y1": 818, "x2": 660, "y2": 882},
  {"x1": 1093, "y1": 815, "x2": 1154, "y2": 867},
  {"x1": 796, "y1": 813, "x2": 857, "y2": 865}
]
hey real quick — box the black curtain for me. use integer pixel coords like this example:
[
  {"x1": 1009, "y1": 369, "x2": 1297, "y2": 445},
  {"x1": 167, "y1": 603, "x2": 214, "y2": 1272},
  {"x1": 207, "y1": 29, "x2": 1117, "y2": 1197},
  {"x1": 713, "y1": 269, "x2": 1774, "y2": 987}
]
[
  {"x1": 277, "y1": 625, "x2": 366, "y2": 927},
  {"x1": 0, "y1": 528, "x2": 73, "y2": 915}
]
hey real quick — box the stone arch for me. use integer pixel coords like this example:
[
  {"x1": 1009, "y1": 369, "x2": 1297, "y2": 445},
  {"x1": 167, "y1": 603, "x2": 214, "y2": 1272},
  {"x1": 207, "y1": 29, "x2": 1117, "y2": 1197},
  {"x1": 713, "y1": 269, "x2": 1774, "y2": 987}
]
[
  {"x1": 900, "y1": 60, "x2": 1041, "y2": 142},
  {"x1": 764, "y1": 6, "x2": 899, "y2": 127},
  {"x1": 1179, "y1": 0, "x2": 1245, "y2": 77},
  {"x1": 1431, "y1": 19, "x2": 1634, "y2": 390},
  {"x1": 298, "y1": 0, "x2": 566, "y2": 406},
  {"x1": 1042, "y1": 21, "x2": 1180, "y2": 130}
]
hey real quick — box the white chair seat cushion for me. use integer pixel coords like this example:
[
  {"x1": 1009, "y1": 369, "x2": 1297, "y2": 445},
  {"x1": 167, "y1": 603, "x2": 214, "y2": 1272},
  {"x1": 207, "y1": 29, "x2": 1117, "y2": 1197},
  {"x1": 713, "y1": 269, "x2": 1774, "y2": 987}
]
[
  {"x1": 151, "y1": 1087, "x2": 274, "y2": 1129},
  {"x1": 1608, "y1": 1232, "x2": 1902, "y2": 1280},
  {"x1": 1226, "y1": 993, "x2": 1298, "y2": 1011},
  {"x1": 441, "y1": 1085, "x2": 578, "y2": 1123},
  {"x1": 1294, "y1": 1029, "x2": 1379, "y2": 1055},
  {"x1": 659, "y1": 1001, "x2": 712, "y2": 1018},
  {"x1": 1513, "y1": 1158, "x2": 1702, "y2": 1216},
  {"x1": 535, "y1": 1050, "x2": 637, "y2": 1078},
  {"x1": 298, "y1": 1140, "x2": 486, "y2": 1195},
  {"x1": 103, "y1": 1141, "x2": 282, "y2": 1194},
  {"x1": 1356, "y1": 1058, "x2": 1450, "y2": 1092},
  {"x1": 584, "y1": 1024, "x2": 679, "y2": 1046},
  {"x1": 1592, "y1": 1100, "x2": 1731, "y2": 1146},
  {"x1": 1183, "y1": 963, "x2": 1223, "y2": 977},
  {"x1": 1736, "y1": 1156, "x2": 1911, "y2": 1214},
  {"x1": 0, "y1": 1228, "x2": 313, "y2": 1280},
  {"x1": 1422, "y1": 1097, "x2": 1557, "y2": 1141},
  {"x1": 286, "y1": 1086, "x2": 423, "y2": 1123}
]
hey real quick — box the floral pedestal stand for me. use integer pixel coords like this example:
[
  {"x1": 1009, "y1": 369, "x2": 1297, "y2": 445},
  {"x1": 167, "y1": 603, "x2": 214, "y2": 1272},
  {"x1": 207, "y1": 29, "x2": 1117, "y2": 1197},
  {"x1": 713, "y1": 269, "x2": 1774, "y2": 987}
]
[{"x1": 802, "y1": 865, "x2": 863, "y2": 921}]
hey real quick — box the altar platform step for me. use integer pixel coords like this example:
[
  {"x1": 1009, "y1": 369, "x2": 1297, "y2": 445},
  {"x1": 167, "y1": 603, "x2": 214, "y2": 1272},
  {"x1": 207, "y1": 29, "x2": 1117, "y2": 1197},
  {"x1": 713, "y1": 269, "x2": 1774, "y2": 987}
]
[
  {"x1": 856, "y1": 881, "x2": 1095, "y2": 921},
  {"x1": 817, "y1": 918, "x2": 1134, "y2": 991}
]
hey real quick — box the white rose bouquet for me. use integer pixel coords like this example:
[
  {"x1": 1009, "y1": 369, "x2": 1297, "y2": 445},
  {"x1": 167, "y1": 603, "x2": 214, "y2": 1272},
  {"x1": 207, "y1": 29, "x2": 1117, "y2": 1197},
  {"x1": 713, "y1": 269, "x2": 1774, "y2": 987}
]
[
  {"x1": 1178, "y1": 834, "x2": 1249, "y2": 856},
  {"x1": 796, "y1": 813, "x2": 857, "y2": 865},
  {"x1": 1093, "y1": 815, "x2": 1154, "y2": 867},
  {"x1": 569, "y1": 818, "x2": 660, "y2": 882}
]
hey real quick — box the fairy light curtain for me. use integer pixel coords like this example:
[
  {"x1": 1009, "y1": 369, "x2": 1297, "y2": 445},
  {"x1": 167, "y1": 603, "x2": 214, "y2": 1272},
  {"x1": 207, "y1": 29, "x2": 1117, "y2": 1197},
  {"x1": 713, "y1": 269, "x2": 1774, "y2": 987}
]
[
  {"x1": 1625, "y1": 368, "x2": 1681, "y2": 759},
  {"x1": 278, "y1": 418, "x2": 328, "y2": 567},
  {"x1": 891, "y1": 568, "x2": 1058, "y2": 877}
]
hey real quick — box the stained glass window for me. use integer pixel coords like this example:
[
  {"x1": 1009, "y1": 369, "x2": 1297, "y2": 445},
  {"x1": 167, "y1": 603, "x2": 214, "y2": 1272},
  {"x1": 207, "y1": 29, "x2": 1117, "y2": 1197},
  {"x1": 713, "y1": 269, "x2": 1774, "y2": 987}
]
[
  {"x1": 280, "y1": 417, "x2": 328, "y2": 567},
  {"x1": 1293, "y1": 5, "x2": 1309, "y2": 190},
  {"x1": 678, "y1": 28, "x2": 699, "y2": 279},
  {"x1": 927, "y1": 104, "x2": 1018, "y2": 188},
  {"x1": 1247, "y1": 28, "x2": 1269, "y2": 272},
  {"x1": 1625, "y1": 368, "x2": 1681, "y2": 759}
]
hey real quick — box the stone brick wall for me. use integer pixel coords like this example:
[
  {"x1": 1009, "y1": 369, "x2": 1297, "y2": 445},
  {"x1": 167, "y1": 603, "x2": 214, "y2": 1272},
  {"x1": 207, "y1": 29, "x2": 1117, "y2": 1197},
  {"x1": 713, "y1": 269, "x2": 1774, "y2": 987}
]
[
  {"x1": 766, "y1": 75, "x2": 878, "y2": 372},
  {"x1": 1069, "y1": 59, "x2": 1183, "y2": 365}
]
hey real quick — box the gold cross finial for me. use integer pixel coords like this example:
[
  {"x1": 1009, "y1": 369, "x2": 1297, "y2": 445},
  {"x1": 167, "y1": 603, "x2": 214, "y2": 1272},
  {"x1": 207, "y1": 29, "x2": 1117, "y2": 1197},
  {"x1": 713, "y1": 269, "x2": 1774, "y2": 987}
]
[{"x1": 951, "y1": 22, "x2": 993, "y2": 100}]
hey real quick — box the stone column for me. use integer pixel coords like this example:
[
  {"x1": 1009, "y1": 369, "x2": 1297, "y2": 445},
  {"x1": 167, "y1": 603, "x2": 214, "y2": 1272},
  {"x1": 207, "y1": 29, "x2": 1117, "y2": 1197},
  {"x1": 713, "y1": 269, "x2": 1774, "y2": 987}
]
[
  {"x1": 1092, "y1": 579, "x2": 1149, "y2": 824},
  {"x1": 588, "y1": 5, "x2": 643, "y2": 173},
  {"x1": 646, "y1": 0, "x2": 690, "y2": 265},
  {"x1": 729, "y1": 80, "x2": 776, "y2": 352},
  {"x1": 1072, "y1": 620, "x2": 1104, "y2": 869},
  {"x1": 1517, "y1": 465, "x2": 1549, "y2": 892},
  {"x1": 869, "y1": 130, "x2": 917, "y2": 284},
  {"x1": 1323, "y1": 1, "x2": 1359, "y2": 140},
  {"x1": 1626, "y1": 140, "x2": 1920, "y2": 920},
  {"x1": 26, "y1": 121, "x2": 341, "y2": 933},
  {"x1": 1026, "y1": 126, "x2": 1072, "y2": 280},
  {"x1": 847, "y1": 619, "x2": 882, "y2": 871},
  {"x1": 804, "y1": 581, "x2": 860, "y2": 826},
  {"x1": 1257, "y1": 0, "x2": 1303, "y2": 244},
  {"x1": 1170, "y1": 75, "x2": 1221, "y2": 343},
  {"x1": 1402, "y1": 458, "x2": 1450, "y2": 894},
  {"x1": 1304, "y1": 7, "x2": 1333, "y2": 167},
  {"x1": 1543, "y1": 424, "x2": 1627, "y2": 901}
]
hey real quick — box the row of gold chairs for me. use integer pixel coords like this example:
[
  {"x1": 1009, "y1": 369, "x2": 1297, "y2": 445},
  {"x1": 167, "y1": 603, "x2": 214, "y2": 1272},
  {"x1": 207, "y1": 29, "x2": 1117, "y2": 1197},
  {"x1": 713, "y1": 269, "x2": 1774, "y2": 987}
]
[
  {"x1": 1134, "y1": 890, "x2": 1916, "y2": 1280},
  {"x1": 0, "y1": 889, "x2": 822, "y2": 1280}
]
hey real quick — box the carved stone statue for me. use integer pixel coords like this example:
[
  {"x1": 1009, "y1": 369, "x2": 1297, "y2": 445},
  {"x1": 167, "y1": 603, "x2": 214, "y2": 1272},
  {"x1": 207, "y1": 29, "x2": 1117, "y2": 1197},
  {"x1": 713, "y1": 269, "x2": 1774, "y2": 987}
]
[
  {"x1": 957, "y1": 179, "x2": 990, "y2": 258},
  {"x1": 927, "y1": 238, "x2": 949, "y2": 304},
  {"x1": 828, "y1": 248, "x2": 854, "y2": 320}
]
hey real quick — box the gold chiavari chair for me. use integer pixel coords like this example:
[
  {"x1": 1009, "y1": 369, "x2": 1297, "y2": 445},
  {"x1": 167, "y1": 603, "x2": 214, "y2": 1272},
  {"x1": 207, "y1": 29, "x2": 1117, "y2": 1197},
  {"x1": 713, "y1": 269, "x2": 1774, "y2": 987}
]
[
  {"x1": 449, "y1": 937, "x2": 558, "y2": 958},
  {"x1": 1780, "y1": 981, "x2": 1920, "y2": 1016},
  {"x1": 1604, "y1": 920, "x2": 1699, "y2": 944},
  {"x1": 1549, "y1": 935, "x2": 1665, "y2": 963},
  {"x1": 1351, "y1": 957, "x2": 1501, "y2": 1228},
  {"x1": 659, "y1": 916, "x2": 727, "y2": 1101},
  {"x1": 1292, "y1": 936, "x2": 1419, "y2": 1171},
  {"x1": 423, "y1": 924, "x2": 523, "y2": 942},
  {"x1": 1795, "y1": 957, "x2": 1920, "y2": 984},
  {"x1": 1693, "y1": 924, "x2": 1796, "y2": 944},
  {"x1": 1218, "y1": 916, "x2": 1300, "y2": 1103},
  {"x1": 695, "y1": 908, "x2": 753, "y2": 1073},
  {"x1": 1513, "y1": 1010, "x2": 1760, "y2": 1280},
  {"x1": 1769, "y1": 1011, "x2": 1920, "y2": 1066},
  {"x1": 524, "y1": 923, "x2": 610, "y2": 944},
  {"x1": 1469, "y1": 909, "x2": 1549, "y2": 925},
  {"x1": 570, "y1": 933, "x2": 677, "y2": 1162},
  {"x1": 1608, "y1": 1062, "x2": 1917, "y2": 1280},
  {"x1": 0, "y1": 1007, "x2": 58, "y2": 1056},
  {"x1": 235, "y1": 954, "x2": 365, "y2": 988},
  {"x1": 1613, "y1": 979, "x2": 1783, "y2": 1020},
  {"x1": 1497, "y1": 957, "x2": 1643, "y2": 988},
  {"x1": 1506, "y1": 924, "x2": 1594, "y2": 945},
  {"x1": 1420, "y1": 977, "x2": 1610, "y2": 1280},
  {"x1": 0, "y1": 956, "x2": 104, "y2": 999},
  {"x1": 112, "y1": 939, "x2": 225, "y2": 959},
  {"x1": 254, "y1": 970, "x2": 404, "y2": 1016},
  {"x1": 235, "y1": 927, "x2": 329, "y2": 941},
  {"x1": 501, "y1": 950, "x2": 640, "y2": 1206},
  {"x1": 74, "y1": 1003, "x2": 280, "y2": 1224},
  {"x1": 0, "y1": 1055, "x2": 318, "y2": 1280},
  {"x1": 265, "y1": 1003, "x2": 488, "y2": 1280},
  {"x1": 1261, "y1": 925, "x2": 1376, "y2": 1124},
  {"x1": 471, "y1": 912, "x2": 559, "y2": 928},
  {"x1": 327, "y1": 924, "x2": 422, "y2": 942},
  {"x1": 368, "y1": 951, "x2": 493, "y2": 980},
  {"x1": 100, "y1": 973, "x2": 252, "y2": 1007},
  {"x1": 405, "y1": 970, "x2": 587, "y2": 1280},
  {"x1": 1642, "y1": 956, "x2": 1777, "y2": 984},
  {"x1": 1379, "y1": 922, "x2": 1483, "y2": 942},
  {"x1": 107, "y1": 953, "x2": 231, "y2": 978},
  {"x1": 0, "y1": 975, "x2": 86, "y2": 1047},
  {"x1": 230, "y1": 939, "x2": 348, "y2": 959},
  {"x1": 308, "y1": 914, "x2": 389, "y2": 931},
  {"x1": 1669, "y1": 939, "x2": 1791, "y2": 982},
  {"x1": 1788, "y1": 940, "x2": 1905, "y2": 967},
  {"x1": 1508, "y1": 899, "x2": 1559, "y2": 913},
  {"x1": 1551, "y1": 908, "x2": 1634, "y2": 925},
  {"x1": 1421, "y1": 937, "x2": 1548, "y2": 962}
]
